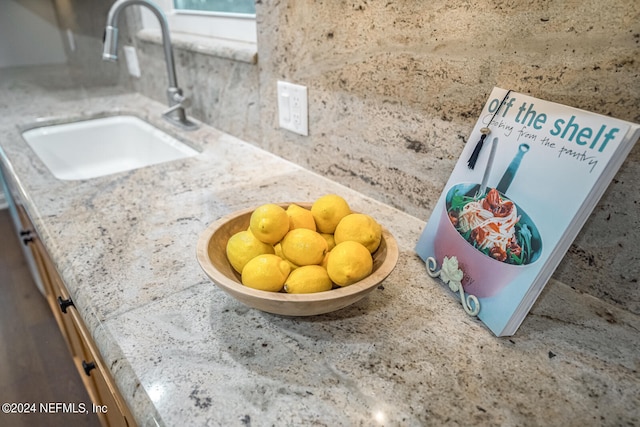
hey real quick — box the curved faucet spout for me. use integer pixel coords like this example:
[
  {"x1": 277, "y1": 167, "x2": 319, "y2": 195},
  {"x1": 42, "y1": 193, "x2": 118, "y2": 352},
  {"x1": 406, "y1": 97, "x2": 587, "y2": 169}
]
[{"x1": 102, "y1": 0, "x2": 197, "y2": 130}]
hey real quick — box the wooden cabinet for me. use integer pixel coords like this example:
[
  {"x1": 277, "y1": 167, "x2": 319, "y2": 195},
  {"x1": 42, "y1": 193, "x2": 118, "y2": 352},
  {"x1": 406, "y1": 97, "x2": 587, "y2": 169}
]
[{"x1": 16, "y1": 204, "x2": 137, "y2": 427}]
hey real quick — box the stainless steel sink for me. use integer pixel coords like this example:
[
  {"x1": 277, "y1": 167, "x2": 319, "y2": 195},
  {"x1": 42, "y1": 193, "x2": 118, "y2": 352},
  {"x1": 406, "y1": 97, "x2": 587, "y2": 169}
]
[{"x1": 22, "y1": 115, "x2": 199, "y2": 180}]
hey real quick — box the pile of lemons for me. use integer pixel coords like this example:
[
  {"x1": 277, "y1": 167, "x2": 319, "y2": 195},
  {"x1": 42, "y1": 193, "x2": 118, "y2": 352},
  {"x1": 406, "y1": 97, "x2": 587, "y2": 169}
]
[{"x1": 225, "y1": 194, "x2": 383, "y2": 294}]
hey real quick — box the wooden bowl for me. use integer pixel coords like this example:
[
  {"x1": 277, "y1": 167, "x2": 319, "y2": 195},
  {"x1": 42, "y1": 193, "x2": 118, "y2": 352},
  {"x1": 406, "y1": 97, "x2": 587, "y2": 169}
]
[{"x1": 196, "y1": 203, "x2": 399, "y2": 316}]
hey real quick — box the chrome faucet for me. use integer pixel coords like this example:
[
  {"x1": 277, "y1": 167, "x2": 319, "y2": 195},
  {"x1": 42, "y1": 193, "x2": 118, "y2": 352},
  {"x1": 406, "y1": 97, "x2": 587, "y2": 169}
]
[{"x1": 103, "y1": 0, "x2": 198, "y2": 130}]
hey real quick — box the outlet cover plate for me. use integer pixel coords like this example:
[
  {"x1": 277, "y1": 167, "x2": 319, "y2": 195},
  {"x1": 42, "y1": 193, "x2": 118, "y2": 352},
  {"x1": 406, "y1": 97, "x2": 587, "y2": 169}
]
[
  {"x1": 123, "y1": 45, "x2": 141, "y2": 78},
  {"x1": 277, "y1": 81, "x2": 308, "y2": 136}
]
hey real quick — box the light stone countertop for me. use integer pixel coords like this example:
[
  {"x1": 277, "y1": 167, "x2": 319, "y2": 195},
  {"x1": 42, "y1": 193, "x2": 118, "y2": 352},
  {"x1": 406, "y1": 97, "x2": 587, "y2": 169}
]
[{"x1": 1, "y1": 66, "x2": 638, "y2": 426}]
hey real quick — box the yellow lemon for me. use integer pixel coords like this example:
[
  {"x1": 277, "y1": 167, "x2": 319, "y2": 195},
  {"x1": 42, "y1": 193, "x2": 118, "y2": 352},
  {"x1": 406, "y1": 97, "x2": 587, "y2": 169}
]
[
  {"x1": 320, "y1": 233, "x2": 336, "y2": 251},
  {"x1": 311, "y1": 194, "x2": 351, "y2": 233},
  {"x1": 326, "y1": 241, "x2": 373, "y2": 287},
  {"x1": 274, "y1": 242, "x2": 284, "y2": 257},
  {"x1": 334, "y1": 213, "x2": 383, "y2": 253},
  {"x1": 283, "y1": 265, "x2": 333, "y2": 294},
  {"x1": 274, "y1": 242, "x2": 300, "y2": 270},
  {"x1": 241, "y1": 254, "x2": 290, "y2": 292},
  {"x1": 226, "y1": 230, "x2": 275, "y2": 274},
  {"x1": 320, "y1": 251, "x2": 330, "y2": 268},
  {"x1": 286, "y1": 204, "x2": 316, "y2": 231},
  {"x1": 249, "y1": 204, "x2": 290, "y2": 245},
  {"x1": 280, "y1": 228, "x2": 328, "y2": 266}
]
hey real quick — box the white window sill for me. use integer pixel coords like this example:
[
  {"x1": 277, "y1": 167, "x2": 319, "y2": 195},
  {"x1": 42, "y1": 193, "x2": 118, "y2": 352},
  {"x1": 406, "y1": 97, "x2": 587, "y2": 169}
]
[{"x1": 136, "y1": 29, "x2": 257, "y2": 64}]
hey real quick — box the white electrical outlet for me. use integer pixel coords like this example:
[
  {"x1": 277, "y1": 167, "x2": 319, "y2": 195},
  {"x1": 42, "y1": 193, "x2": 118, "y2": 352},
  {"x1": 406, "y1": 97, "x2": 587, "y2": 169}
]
[
  {"x1": 277, "y1": 81, "x2": 308, "y2": 136},
  {"x1": 123, "y1": 45, "x2": 141, "y2": 78}
]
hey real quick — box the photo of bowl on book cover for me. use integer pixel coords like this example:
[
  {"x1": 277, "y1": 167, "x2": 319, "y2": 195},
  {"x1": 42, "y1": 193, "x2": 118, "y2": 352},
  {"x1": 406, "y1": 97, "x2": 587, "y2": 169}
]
[{"x1": 415, "y1": 87, "x2": 640, "y2": 337}]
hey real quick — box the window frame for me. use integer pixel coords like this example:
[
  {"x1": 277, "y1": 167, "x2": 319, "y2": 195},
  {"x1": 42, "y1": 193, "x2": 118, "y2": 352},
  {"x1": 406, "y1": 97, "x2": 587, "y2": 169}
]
[{"x1": 140, "y1": 0, "x2": 257, "y2": 44}]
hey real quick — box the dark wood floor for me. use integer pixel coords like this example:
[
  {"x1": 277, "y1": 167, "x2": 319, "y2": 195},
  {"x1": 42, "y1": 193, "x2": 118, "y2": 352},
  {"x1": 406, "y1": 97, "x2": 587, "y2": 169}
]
[{"x1": 0, "y1": 208, "x2": 100, "y2": 427}]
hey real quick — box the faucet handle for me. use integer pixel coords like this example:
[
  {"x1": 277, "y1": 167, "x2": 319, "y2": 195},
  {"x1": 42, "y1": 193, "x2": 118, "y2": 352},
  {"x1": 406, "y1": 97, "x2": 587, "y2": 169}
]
[
  {"x1": 168, "y1": 87, "x2": 190, "y2": 106},
  {"x1": 163, "y1": 95, "x2": 194, "y2": 124},
  {"x1": 170, "y1": 91, "x2": 185, "y2": 103},
  {"x1": 164, "y1": 95, "x2": 191, "y2": 115},
  {"x1": 174, "y1": 94, "x2": 191, "y2": 108},
  {"x1": 164, "y1": 87, "x2": 198, "y2": 130},
  {"x1": 164, "y1": 102, "x2": 185, "y2": 116}
]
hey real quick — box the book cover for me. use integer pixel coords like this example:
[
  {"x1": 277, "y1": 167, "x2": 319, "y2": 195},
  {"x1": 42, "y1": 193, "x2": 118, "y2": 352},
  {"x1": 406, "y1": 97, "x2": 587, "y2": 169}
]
[{"x1": 415, "y1": 87, "x2": 640, "y2": 336}]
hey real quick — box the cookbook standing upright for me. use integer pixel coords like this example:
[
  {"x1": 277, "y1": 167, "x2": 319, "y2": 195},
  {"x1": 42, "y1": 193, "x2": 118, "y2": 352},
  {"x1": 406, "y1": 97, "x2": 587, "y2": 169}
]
[{"x1": 416, "y1": 87, "x2": 640, "y2": 336}]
